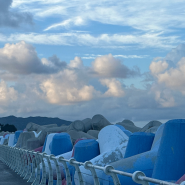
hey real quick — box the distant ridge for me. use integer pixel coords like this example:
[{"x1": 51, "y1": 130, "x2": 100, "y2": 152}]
[{"x1": 0, "y1": 115, "x2": 72, "y2": 130}]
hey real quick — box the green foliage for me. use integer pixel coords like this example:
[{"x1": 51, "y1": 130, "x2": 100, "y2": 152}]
[{"x1": 0, "y1": 123, "x2": 17, "y2": 132}]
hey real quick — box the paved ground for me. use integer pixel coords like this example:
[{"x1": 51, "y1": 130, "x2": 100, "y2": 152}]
[{"x1": 0, "y1": 160, "x2": 32, "y2": 185}]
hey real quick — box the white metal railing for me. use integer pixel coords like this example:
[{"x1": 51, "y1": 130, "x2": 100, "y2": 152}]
[{"x1": 0, "y1": 144, "x2": 184, "y2": 185}]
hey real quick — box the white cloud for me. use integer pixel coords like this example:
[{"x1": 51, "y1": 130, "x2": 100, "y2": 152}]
[
  {"x1": 0, "y1": 0, "x2": 33, "y2": 28},
  {"x1": 100, "y1": 78, "x2": 125, "y2": 97},
  {"x1": 40, "y1": 69, "x2": 100, "y2": 105},
  {"x1": 151, "y1": 85, "x2": 176, "y2": 108},
  {"x1": 0, "y1": 32, "x2": 179, "y2": 49},
  {"x1": 165, "y1": 44, "x2": 185, "y2": 64},
  {"x1": 150, "y1": 60, "x2": 168, "y2": 75},
  {"x1": 12, "y1": 0, "x2": 185, "y2": 34},
  {"x1": 146, "y1": 44, "x2": 185, "y2": 109},
  {"x1": 149, "y1": 45, "x2": 185, "y2": 95},
  {"x1": 92, "y1": 54, "x2": 139, "y2": 78},
  {"x1": 0, "y1": 41, "x2": 66, "y2": 75},
  {"x1": 113, "y1": 55, "x2": 149, "y2": 59},
  {"x1": 157, "y1": 58, "x2": 185, "y2": 94},
  {"x1": 39, "y1": 55, "x2": 128, "y2": 105},
  {"x1": 44, "y1": 17, "x2": 85, "y2": 31},
  {"x1": 82, "y1": 54, "x2": 148, "y2": 59},
  {"x1": 0, "y1": 80, "x2": 17, "y2": 105},
  {"x1": 2, "y1": 42, "x2": 185, "y2": 124},
  {"x1": 69, "y1": 57, "x2": 83, "y2": 69}
]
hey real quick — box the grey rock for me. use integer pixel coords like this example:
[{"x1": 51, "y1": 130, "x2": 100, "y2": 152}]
[
  {"x1": 145, "y1": 126, "x2": 159, "y2": 133},
  {"x1": 67, "y1": 130, "x2": 96, "y2": 144},
  {"x1": 140, "y1": 120, "x2": 162, "y2": 133},
  {"x1": 122, "y1": 119, "x2": 135, "y2": 126},
  {"x1": 116, "y1": 119, "x2": 141, "y2": 133},
  {"x1": 17, "y1": 122, "x2": 48, "y2": 149},
  {"x1": 38, "y1": 130, "x2": 47, "y2": 146},
  {"x1": 82, "y1": 118, "x2": 93, "y2": 132},
  {"x1": 47, "y1": 125, "x2": 68, "y2": 133},
  {"x1": 92, "y1": 114, "x2": 112, "y2": 130},
  {"x1": 16, "y1": 132, "x2": 35, "y2": 148},
  {"x1": 15, "y1": 133, "x2": 23, "y2": 148},
  {"x1": 3, "y1": 138, "x2": 8, "y2": 145},
  {"x1": 26, "y1": 122, "x2": 42, "y2": 132},
  {"x1": 41, "y1": 124, "x2": 58, "y2": 128},
  {"x1": 26, "y1": 138, "x2": 41, "y2": 150},
  {"x1": 67, "y1": 120, "x2": 85, "y2": 132},
  {"x1": 87, "y1": 130, "x2": 99, "y2": 138}
]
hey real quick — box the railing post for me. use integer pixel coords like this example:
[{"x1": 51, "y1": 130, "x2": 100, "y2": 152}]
[
  {"x1": 50, "y1": 155, "x2": 62, "y2": 185},
  {"x1": 132, "y1": 171, "x2": 149, "y2": 185},
  {"x1": 32, "y1": 152, "x2": 42, "y2": 185},
  {"x1": 6, "y1": 146, "x2": 10, "y2": 166},
  {"x1": 27, "y1": 151, "x2": 36, "y2": 183},
  {"x1": 11, "y1": 148, "x2": 17, "y2": 170},
  {"x1": 20, "y1": 150, "x2": 28, "y2": 177},
  {"x1": 8, "y1": 147, "x2": 13, "y2": 167},
  {"x1": 23, "y1": 150, "x2": 32, "y2": 180},
  {"x1": 69, "y1": 158, "x2": 84, "y2": 185},
  {"x1": 39, "y1": 153, "x2": 47, "y2": 185},
  {"x1": 44, "y1": 154, "x2": 53, "y2": 185},
  {"x1": 84, "y1": 161, "x2": 100, "y2": 185},
  {"x1": 17, "y1": 149, "x2": 24, "y2": 175},
  {"x1": 104, "y1": 165, "x2": 121, "y2": 185},
  {"x1": 58, "y1": 156, "x2": 72, "y2": 185},
  {"x1": 15, "y1": 148, "x2": 21, "y2": 172},
  {"x1": 10, "y1": 147, "x2": 15, "y2": 169}
]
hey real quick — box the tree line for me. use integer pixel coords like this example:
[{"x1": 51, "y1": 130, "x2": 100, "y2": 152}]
[{"x1": 0, "y1": 124, "x2": 17, "y2": 132}]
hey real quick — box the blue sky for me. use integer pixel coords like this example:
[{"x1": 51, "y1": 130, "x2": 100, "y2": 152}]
[{"x1": 0, "y1": 0, "x2": 185, "y2": 127}]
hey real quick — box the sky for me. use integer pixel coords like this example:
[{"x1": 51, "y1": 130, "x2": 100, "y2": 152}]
[{"x1": 0, "y1": 0, "x2": 185, "y2": 127}]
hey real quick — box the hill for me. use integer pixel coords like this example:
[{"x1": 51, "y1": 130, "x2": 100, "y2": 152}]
[{"x1": 0, "y1": 116, "x2": 71, "y2": 130}]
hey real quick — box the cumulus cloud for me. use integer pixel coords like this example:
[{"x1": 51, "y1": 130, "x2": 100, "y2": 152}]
[
  {"x1": 145, "y1": 44, "x2": 185, "y2": 111},
  {"x1": 149, "y1": 45, "x2": 185, "y2": 95},
  {"x1": 150, "y1": 59, "x2": 168, "y2": 75},
  {"x1": 38, "y1": 55, "x2": 129, "y2": 104},
  {"x1": 0, "y1": 41, "x2": 66, "y2": 75},
  {"x1": 2, "y1": 42, "x2": 185, "y2": 124},
  {"x1": 92, "y1": 54, "x2": 139, "y2": 78},
  {"x1": 69, "y1": 57, "x2": 84, "y2": 69},
  {"x1": 0, "y1": 80, "x2": 17, "y2": 105},
  {"x1": 157, "y1": 58, "x2": 185, "y2": 94},
  {"x1": 0, "y1": 0, "x2": 33, "y2": 28},
  {"x1": 40, "y1": 69, "x2": 100, "y2": 104},
  {"x1": 100, "y1": 78, "x2": 125, "y2": 97},
  {"x1": 165, "y1": 44, "x2": 185, "y2": 64}
]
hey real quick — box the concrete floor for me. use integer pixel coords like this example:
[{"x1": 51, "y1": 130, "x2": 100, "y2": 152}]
[{"x1": 0, "y1": 160, "x2": 31, "y2": 185}]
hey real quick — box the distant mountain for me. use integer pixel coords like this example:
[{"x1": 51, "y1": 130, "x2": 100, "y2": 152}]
[{"x1": 0, "y1": 116, "x2": 72, "y2": 130}]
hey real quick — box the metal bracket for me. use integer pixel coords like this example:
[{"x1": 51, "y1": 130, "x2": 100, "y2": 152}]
[
  {"x1": 132, "y1": 171, "x2": 149, "y2": 185},
  {"x1": 69, "y1": 158, "x2": 84, "y2": 185},
  {"x1": 104, "y1": 165, "x2": 121, "y2": 185},
  {"x1": 84, "y1": 161, "x2": 100, "y2": 185}
]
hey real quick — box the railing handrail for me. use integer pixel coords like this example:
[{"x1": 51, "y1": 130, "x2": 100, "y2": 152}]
[{"x1": 0, "y1": 144, "x2": 183, "y2": 185}]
